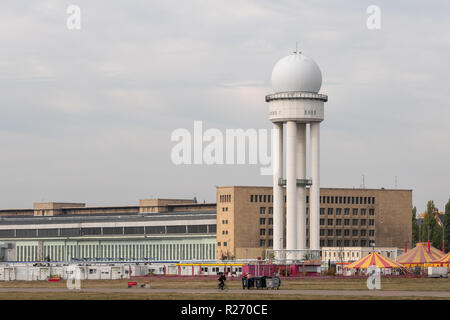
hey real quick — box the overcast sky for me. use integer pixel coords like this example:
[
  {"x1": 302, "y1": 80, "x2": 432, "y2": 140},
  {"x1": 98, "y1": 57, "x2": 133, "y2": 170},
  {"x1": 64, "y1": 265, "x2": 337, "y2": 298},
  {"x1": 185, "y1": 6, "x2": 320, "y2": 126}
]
[{"x1": 0, "y1": 0, "x2": 449, "y2": 213}]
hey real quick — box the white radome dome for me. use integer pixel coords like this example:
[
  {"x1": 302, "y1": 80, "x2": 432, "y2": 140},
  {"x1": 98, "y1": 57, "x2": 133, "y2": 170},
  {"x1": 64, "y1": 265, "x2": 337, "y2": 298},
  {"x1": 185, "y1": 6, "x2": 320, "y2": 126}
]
[{"x1": 271, "y1": 52, "x2": 322, "y2": 93}]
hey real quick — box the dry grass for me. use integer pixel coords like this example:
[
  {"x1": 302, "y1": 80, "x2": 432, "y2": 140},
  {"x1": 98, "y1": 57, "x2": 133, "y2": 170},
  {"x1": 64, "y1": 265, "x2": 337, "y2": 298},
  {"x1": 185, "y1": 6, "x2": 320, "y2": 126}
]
[
  {"x1": 1, "y1": 276, "x2": 447, "y2": 291},
  {"x1": 269, "y1": 277, "x2": 450, "y2": 291},
  {"x1": 0, "y1": 276, "x2": 449, "y2": 300},
  {"x1": 0, "y1": 292, "x2": 447, "y2": 300}
]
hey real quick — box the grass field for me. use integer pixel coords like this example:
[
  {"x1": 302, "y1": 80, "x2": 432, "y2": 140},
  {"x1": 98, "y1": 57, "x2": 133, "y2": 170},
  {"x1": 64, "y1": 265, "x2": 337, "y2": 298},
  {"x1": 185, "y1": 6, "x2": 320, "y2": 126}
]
[
  {"x1": 0, "y1": 292, "x2": 449, "y2": 300},
  {"x1": 1, "y1": 276, "x2": 449, "y2": 291},
  {"x1": 0, "y1": 276, "x2": 448, "y2": 300}
]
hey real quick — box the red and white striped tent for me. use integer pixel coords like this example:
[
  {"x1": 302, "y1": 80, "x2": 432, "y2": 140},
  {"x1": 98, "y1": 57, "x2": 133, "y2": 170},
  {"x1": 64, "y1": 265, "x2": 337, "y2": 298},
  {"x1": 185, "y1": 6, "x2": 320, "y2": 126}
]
[
  {"x1": 396, "y1": 242, "x2": 445, "y2": 268},
  {"x1": 344, "y1": 251, "x2": 403, "y2": 269}
]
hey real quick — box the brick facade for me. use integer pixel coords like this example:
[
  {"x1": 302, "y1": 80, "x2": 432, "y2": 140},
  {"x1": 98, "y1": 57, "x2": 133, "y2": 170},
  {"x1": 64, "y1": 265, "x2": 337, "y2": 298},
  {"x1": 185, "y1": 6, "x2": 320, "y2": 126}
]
[{"x1": 216, "y1": 186, "x2": 412, "y2": 259}]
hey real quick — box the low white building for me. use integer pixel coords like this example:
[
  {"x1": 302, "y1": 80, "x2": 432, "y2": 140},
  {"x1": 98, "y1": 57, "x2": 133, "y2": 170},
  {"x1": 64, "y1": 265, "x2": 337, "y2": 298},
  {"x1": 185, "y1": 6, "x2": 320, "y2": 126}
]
[
  {"x1": 321, "y1": 247, "x2": 403, "y2": 264},
  {"x1": 0, "y1": 262, "x2": 151, "y2": 281}
]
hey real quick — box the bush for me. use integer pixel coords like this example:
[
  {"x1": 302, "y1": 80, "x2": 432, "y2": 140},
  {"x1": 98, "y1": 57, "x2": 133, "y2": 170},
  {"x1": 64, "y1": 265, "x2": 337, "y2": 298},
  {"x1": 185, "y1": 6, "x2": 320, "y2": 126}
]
[{"x1": 323, "y1": 269, "x2": 336, "y2": 276}]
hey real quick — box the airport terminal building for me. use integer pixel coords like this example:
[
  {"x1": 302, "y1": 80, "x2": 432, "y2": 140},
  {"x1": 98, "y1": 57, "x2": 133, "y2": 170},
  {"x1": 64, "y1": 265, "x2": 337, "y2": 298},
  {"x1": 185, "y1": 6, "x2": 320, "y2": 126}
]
[
  {"x1": 0, "y1": 199, "x2": 216, "y2": 262},
  {"x1": 0, "y1": 187, "x2": 412, "y2": 262}
]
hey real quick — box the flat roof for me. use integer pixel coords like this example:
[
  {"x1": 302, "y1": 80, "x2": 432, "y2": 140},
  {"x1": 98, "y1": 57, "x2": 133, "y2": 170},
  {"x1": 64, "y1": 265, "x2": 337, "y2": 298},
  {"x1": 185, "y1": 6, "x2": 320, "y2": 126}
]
[
  {"x1": 217, "y1": 186, "x2": 412, "y2": 191},
  {"x1": 0, "y1": 203, "x2": 215, "y2": 212},
  {"x1": 0, "y1": 211, "x2": 216, "y2": 226}
]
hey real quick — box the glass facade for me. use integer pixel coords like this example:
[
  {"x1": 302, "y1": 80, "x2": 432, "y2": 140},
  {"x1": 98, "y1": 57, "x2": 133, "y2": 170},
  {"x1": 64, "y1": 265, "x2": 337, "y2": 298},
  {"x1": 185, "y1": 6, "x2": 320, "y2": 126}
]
[{"x1": 14, "y1": 239, "x2": 216, "y2": 262}]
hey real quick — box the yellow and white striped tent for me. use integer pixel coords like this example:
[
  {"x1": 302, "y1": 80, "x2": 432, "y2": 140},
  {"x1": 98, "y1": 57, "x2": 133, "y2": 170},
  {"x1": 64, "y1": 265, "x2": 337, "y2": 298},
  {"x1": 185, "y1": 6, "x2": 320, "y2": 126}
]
[
  {"x1": 434, "y1": 252, "x2": 450, "y2": 266},
  {"x1": 397, "y1": 242, "x2": 445, "y2": 268},
  {"x1": 344, "y1": 251, "x2": 403, "y2": 269}
]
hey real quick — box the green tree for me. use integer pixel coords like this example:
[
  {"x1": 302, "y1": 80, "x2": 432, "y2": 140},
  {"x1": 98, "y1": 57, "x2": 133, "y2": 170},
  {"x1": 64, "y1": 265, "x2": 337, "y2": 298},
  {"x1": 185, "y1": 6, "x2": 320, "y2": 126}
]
[
  {"x1": 421, "y1": 201, "x2": 435, "y2": 242},
  {"x1": 412, "y1": 206, "x2": 420, "y2": 245},
  {"x1": 432, "y1": 223, "x2": 443, "y2": 251},
  {"x1": 421, "y1": 200, "x2": 443, "y2": 250},
  {"x1": 444, "y1": 198, "x2": 450, "y2": 253}
]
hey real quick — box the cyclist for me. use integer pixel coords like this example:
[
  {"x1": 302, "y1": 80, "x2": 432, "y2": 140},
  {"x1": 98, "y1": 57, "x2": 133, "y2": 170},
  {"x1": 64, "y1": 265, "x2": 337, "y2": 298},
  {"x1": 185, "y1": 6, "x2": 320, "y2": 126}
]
[{"x1": 218, "y1": 272, "x2": 227, "y2": 290}]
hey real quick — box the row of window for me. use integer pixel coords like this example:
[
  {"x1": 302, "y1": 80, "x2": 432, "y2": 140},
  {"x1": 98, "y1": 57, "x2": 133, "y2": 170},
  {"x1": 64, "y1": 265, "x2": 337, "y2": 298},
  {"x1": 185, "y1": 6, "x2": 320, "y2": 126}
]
[
  {"x1": 250, "y1": 194, "x2": 272, "y2": 203},
  {"x1": 16, "y1": 242, "x2": 216, "y2": 261},
  {"x1": 1, "y1": 225, "x2": 217, "y2": 238},
  {"x1": 321, "y1": 239, "x2": 374, "y2": 247},
  {"x1": 259, "y1": 239, "x2": 273, "y2": 247},
  {"x1": 320, "y1": 229, "x2": 375, "y2": 237},
  {"x1": 259, "y1": 239, "x2": 374, "y2": 247},
  {"x1": 256, "y1": 238, "x2": 376, "y2": 248},
  {"x1": 205, "y1": 266, "x2": 243, "y2": 273},
  {"x1": 320, "y1": 208, "x2": 375, "y2": 215},
  {"x1": 250, "y1": 195, "x2": 376, "y2": 205},
  {"x1": 260, "y1": 228, "x2": 274, "y2": 236},
  {"x1": 259, "y1": 207, "x2": 273, "y2": 214},
  {"x1": 255, "y1": 207, "x2": 375, "y2": 216},
  {"x1": 219, "y1": 194, "x2": 232, "y2": 203},
  {"x1": 323, "y1": 249, "x2": 392, "y2": 260},
  {"x1": 258, "y1": 228, "x2": 375, "y2": 238},
  {"x1": 259, "y1": 218, "x2": 375, "y2": 227},
  {"x1": 320, "y1": 219, "x2": 375, "y2": 226},
  {"x1": 259, "y1": 218, "x2": 273, "y2": 225},
  {"x1": 320, "y1": 196, "x2": 375, "y2": 205}
]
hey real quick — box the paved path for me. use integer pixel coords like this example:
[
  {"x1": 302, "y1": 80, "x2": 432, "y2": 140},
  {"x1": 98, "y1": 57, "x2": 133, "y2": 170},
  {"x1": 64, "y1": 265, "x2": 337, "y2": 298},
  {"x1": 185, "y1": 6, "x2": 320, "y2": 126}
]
[{"x1": 0, "y1": 287, "x2": 449, "y2": 298}]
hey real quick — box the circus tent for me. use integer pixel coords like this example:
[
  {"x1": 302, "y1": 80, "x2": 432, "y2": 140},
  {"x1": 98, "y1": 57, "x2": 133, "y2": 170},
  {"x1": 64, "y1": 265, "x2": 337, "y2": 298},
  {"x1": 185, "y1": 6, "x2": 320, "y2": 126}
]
[
  {"x1": 396, "y1": 242, "x2": 445, "y2": 267},
  {"x1": 344, "y1": 251, "x2": 403, "y2": 270},
  {"x1": 435, "y1": 252, "x2": 450, "y2": 266}
]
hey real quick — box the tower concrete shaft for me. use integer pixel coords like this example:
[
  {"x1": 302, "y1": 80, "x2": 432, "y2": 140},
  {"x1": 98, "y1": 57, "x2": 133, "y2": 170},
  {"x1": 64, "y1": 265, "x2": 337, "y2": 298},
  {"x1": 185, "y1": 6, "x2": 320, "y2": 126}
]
[
  {"x1": 309, "y1": 122, "x2": 320, "y2": 250},
  {"x1": 272, "y1": 122, "x2": 284, "y2": 251},
  {"x1": 296, "y1": 123, "x2": 307, "y2": 250},
  {"x1": 286, "y1": 121, "x2": 297, "y2": 251}
]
